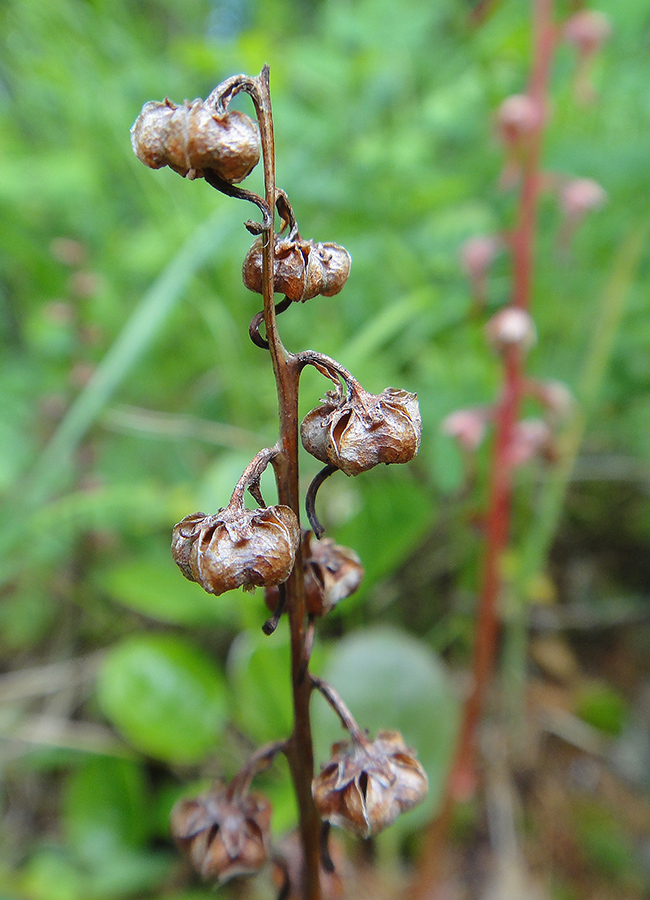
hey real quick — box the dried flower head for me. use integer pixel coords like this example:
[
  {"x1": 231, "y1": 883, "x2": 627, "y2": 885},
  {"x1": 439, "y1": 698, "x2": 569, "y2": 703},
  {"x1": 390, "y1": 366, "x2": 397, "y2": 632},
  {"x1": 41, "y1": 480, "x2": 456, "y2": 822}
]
[
  {"x1": 171, "y1": 504, "x2": 300, "y2": 596},
  {"x1": 312, "y1": 730, "x2": 428, "y2": 838},
  {"x1": 266, "y1": 530, "x2": 364, "y2": 618},
  {"x1": 564, "y1": 10, "x2": 612, "y2": 56},
  {"x1": 171, "y1": 786, "x2": 271, "y2": 883},
  {"x1": 485, "y1": 307, "x2": 537, "y2": 356},
  {"x1": 131, "y1": 99, "x2": 260, "y2": 182},
  {"x1": 301, "y1": 386, "x2": 421, "y2": 477},
  {"x1": 242, "y1": 235, "x2": 351, "y2": 301}
]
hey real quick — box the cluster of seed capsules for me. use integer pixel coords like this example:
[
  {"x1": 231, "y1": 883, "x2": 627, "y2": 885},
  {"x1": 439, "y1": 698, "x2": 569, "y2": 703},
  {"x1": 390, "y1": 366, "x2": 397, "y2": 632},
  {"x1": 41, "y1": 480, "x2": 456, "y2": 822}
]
[{"x1": 131, "y1": 79, "x2": 426, "y2": 891}]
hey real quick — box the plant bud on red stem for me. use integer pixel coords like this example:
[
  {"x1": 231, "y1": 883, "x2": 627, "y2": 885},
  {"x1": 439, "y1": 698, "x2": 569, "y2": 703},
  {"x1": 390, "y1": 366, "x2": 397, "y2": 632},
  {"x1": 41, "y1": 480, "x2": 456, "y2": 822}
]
[
  {"x1": 131, "y1": 99, "x2": 260, "y2": 182},
  {"x1": 171, "y1": 503, "x2": 300, "y2": 596},
  {"x1": 312, "y1": 730, "x2": 428, "y2": 838},
  {"x1": 171, "y1": 786, "x2": 272, "y2": 883},
  {"x1": 485, "y1": 306, "x2": 537, "y2": 356},
  {"x1": 441, "y1": 407, "x2": 490, "y2": 451},
  {"x1": 563, "y1": 10, "x2": 611, "y2": 57},
  {"x1": 242, "y1": 235, "x2": 351, "y2": 301},
  {"x1": 301, "y1": 386, "x2": 421, "y2": 476}
]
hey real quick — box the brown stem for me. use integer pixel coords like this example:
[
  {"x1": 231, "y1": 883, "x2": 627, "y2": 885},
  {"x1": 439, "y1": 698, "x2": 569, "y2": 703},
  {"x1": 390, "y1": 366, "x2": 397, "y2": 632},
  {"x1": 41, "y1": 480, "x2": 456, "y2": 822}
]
[
  {"x1": 310, "y1": 674, "x2": 365, "y2": 745},
  {"x1": 412, "y1": 3, "x2": 556, "y2": 896},
  {"x1": 249, "y1": 66, "x2": 323, "y2": 900}
]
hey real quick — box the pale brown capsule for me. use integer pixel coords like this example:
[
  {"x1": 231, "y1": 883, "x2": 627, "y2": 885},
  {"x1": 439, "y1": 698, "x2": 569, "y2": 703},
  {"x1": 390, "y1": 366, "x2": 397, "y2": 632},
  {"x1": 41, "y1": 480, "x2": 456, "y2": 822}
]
[
  {"x1": 301, "y1": 386, "x2": 421, "y2": 476},
  {"x1": 312, "y1": 730, "x2": 428, "y2": 838},
  {"x1": 266, "y1": 530, "x2": 364, "y2": 618},
  {"x1": 242, "y1": 235, "x2": 351, "y2": 301},
  {"x1": 171, "y1": 787, "x2": 272, "y2": 884},
  {"x1": 171, "y1": 504, "x2": 300, "y2": 596},
  {"x1": 131, "y1": 99, "x2": 260, "y2": 183}
]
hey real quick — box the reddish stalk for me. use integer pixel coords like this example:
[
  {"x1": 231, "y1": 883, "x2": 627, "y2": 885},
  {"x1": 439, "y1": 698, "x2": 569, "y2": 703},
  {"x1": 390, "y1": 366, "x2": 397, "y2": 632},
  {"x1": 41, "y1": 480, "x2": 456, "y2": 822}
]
[
  {"x1": 412, "y1": 2, "x2": 556, "y2": 895},
  {"x1": 252, "y1": 67, "x2": 323, "y2": 900}
]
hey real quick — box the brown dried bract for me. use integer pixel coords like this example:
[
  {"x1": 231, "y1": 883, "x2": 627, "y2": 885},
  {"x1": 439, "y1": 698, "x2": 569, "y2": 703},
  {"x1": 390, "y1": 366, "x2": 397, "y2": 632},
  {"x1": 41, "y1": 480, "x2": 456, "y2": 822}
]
[
  {"x1": 171, "y1": 786, "x2": 272, "y2": 883},
  {"x1": 131, "y1": 99, "x2": 260, "y2": 183},
  {"x1": 312, "y1": 730, "x2": 428, "y2": 838},
  {"x1": 242, "y1": 235, "x2": 351, "y2": 301},
  {"x1": 301, "y1": 386, "x2": 421, "y2": 476},
  {"x1": 171, "y1": 504, "x2": 300, "y2": 596}
]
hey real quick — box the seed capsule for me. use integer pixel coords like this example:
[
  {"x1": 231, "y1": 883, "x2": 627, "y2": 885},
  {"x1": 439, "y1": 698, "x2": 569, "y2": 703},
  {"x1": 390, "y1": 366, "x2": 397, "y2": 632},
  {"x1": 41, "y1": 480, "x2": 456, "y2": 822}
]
[
  {"x1": 242, "y1": 235, "x2": 351, "y2": 301},
  {"x1": 171, "y1": 504, "x2": 300, "y2": 596},
  {"x1": 131, "y1": 99, "x2": 260, "y2": 182},
  {"x1": 312, "y1": 730, "x2": 428, "y2": 838},
  {"x1": 266, "y1": 531, "x2": 364, "y2": 618},
  {"x1": 301, "y1": 386, "x2": 421, "y2": 476},
  {"x1": 171, "y1": 786, "x2": 272, "y2": 883}
]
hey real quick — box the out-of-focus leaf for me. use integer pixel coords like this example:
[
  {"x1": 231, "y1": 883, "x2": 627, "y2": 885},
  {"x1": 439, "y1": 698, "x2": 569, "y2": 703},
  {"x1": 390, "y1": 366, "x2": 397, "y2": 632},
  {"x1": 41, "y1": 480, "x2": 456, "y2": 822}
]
[
  {"x1": 98, "y1": 552, "x2": 243, "y2": 628},
  {"x1": 313, "y1": 626, "x2": 459, "y2": 826},
  {"x1": 227, "y1": 627, "x2": 294, "y2": 745},
  {"x1": 96, "y1": 634, "x2": 229, "y2": 764},
  {"x1": 63, "y1": 757, "x2": 149, "y2": 856}
]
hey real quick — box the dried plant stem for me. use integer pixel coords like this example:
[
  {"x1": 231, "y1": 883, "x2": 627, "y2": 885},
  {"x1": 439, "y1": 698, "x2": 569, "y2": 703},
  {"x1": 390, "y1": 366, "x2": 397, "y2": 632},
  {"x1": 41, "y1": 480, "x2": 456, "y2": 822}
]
[{"x1": 251, "y1": 66, "x2": 323, "y2": 900}]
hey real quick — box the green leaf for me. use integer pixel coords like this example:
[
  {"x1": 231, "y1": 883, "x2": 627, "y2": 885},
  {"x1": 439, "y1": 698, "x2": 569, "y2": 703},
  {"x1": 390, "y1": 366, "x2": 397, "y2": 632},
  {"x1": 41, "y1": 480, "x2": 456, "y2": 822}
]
[
  {"x1": 313, "y1": 627, "x2": 459, "y2": 825},
  {"x1": 227, "y1": 627, "x2": 294, "y2": 745},
  {"x1": 63, "y1": 757, "x2": 150, "y2": 859},
  {"x1": 96, "y1": 635, "x2": 228, "y2": 764},
  {"x1": 98, "y1": 552, "x2": 243, "y2": 628}
]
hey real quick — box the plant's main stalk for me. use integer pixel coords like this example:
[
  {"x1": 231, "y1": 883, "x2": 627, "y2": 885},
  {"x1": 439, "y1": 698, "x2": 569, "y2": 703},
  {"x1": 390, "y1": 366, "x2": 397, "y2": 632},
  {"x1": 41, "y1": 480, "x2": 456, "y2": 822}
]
[{"x1": 252, "y1": 66, "x2": 323, "y2": 900}]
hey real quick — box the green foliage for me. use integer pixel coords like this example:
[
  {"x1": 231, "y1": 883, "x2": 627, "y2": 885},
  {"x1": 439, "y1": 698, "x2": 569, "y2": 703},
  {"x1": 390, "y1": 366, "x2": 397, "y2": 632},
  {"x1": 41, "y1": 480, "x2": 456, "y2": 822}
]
[{"x1": 96, "y1": 634, "x2": 230, "y2": 763}]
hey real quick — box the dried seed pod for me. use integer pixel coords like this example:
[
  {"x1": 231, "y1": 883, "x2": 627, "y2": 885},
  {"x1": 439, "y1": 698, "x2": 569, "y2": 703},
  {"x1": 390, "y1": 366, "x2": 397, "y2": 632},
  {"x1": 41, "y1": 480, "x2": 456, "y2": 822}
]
[
  {"x1": 171, "y1": 504, "x2": 300, "y2": 596},
  {"x1": 242, "y1": 235, "x2": 351, "y2": 301},
  {"x1": 171, "y1": 786, "x2": 272, "y2": 883},
  {"x1": 301, "y1": 386, "x2": 421, "y2": 476},
  {"x1": 131, "y1": 99, "x2": 260, "y2": 182},
  {"x1": 312, "y1": 730, "x2": 428, "y2": 838},
  {"x1": 266, "y1": 531, "x2": 364, "y2": 618}
]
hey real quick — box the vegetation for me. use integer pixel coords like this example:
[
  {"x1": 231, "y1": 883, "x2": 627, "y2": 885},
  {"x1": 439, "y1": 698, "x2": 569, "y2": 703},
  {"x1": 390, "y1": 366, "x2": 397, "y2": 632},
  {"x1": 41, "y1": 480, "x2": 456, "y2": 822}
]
[{"x1": 1, "y1": 0, "x2": 649, "y2": 898}]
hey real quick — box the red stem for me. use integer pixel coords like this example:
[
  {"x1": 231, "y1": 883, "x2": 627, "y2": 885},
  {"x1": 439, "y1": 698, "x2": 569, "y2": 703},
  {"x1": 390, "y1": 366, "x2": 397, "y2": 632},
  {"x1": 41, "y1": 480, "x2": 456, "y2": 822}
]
[{"x1": 412, "y1": 2, "x2": 555, "y2": 895}]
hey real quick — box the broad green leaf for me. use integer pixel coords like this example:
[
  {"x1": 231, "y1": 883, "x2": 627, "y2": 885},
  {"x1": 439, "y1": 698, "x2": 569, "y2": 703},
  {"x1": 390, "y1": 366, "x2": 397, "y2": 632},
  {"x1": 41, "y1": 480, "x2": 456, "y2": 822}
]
[
  {"x1": 63, "y1": 757, "x2": 150, "y2": 858},
  {"x1": 98, "y1": 552, "x2": 243, "y2": 628},
  {"x1": 97, "y1": 635, "x2": 228, "y2": 764},
  {"x1": 227, "y1": 627, "x2": 294, "y2": 745}
]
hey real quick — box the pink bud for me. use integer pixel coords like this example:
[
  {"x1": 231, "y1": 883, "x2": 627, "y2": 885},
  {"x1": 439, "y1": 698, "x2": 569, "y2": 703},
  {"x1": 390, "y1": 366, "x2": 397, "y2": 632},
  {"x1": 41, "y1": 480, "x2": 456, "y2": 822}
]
[
  {"x1": 564, "y1": 10, "x2": 611, "y2": 56},
  {"x1": 508, "y1": 419, "x2": 554, "y2": 467},
  {"x1": 559, "y1": 178, "x2": 607, "y2": 220},
  {"x1": 495, "y1": 94, "x2": 544, "y2": 148},
  {"x1": 485, "y1": 307, "x2": 537, "y2": 355},
  {"x1": 528, "y1": 379, "x2": 575, "y2": 421},
  {"x1": 460, "y1": 236, "x2": 500, "y2": 280},
  {"x1": 441, "y1": 409, "x2": 489, "y2": 451}
]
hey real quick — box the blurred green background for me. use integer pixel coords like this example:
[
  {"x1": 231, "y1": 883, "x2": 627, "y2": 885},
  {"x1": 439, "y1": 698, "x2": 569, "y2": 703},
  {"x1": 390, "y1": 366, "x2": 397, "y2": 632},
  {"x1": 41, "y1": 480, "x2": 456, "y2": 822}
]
[{"x1": 1, "y1": 0, "x2": 649, "y2": 897}]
